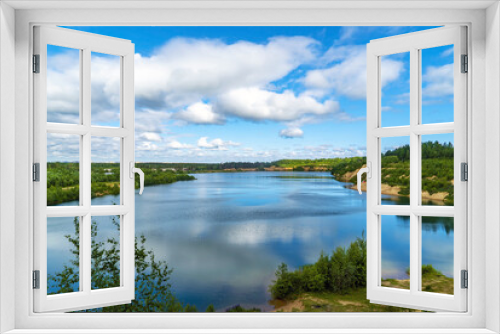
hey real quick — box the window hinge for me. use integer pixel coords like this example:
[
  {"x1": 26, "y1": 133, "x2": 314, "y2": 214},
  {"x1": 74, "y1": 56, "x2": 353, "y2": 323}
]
[
  {"x1": 33, "y1": 270, "x2": 40, "y2": 289},
  {"x1": 33, "y1": 163, "x2": 40, "y2": 182},
  {"x1": 461, "y1": 162, "x2": 468, "y2": 182},
  {"x1": 33, "y1": 54, "x2": 40, "y2": 73},
  {"x1": 461, "y1": 54, "x2": 468, "y2": 73},
  {"x1": 461, "y1": 270, "x2": 468, "y2": 289}
]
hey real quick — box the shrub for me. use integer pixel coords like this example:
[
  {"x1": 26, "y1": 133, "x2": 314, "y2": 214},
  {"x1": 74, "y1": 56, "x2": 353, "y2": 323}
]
[{"x1": 269, "y1": 233, "x2": 367, "y2": 299}]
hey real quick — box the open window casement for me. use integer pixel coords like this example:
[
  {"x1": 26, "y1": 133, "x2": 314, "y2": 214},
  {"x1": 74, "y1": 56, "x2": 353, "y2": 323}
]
[
  {"x1": 33, "y1": 26, "x2": 139, "y2": 312},
  {"x1": 363, "y1": 26, "x2": 467, "y2": 312}
]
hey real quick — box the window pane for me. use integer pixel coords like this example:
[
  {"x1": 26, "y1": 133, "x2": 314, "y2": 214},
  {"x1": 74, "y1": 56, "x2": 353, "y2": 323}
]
[
  {"x1": 381, "y1": 52, "x2": 410, "y2": 127},
  {"x1": 47, "y1": 216, "x2": 80, "y2": 295},
  {"x1": 421, "y1": 133, "x2": 454, "y2": 206},
  {"x1": 47, "y1": 133, "x2": 80, "y2": 206},
  {"x1": 381, "y1": 137, "x2": 410, "y2": 205},
  {"x1": 421, "y1": 216, "x2": 454, "y2": 295},
  {"x1": 91, "y1": 137, "x2": 121, "y2": 205},
  {"x1": 47, "y1": 45, "x2": 80, "y2": 124},
  {"x1": 91, "y1": 215, "x2": 121, "y2": 290},
  {"x1": 91, "y1": 52, "x2": 121, "y2": 127},
  {"x1": 381, "y1": 215, "x2": 410, "y2": 290},
  {"x1": 421, "y1": 45, "x2": 454, "y2": 124}
]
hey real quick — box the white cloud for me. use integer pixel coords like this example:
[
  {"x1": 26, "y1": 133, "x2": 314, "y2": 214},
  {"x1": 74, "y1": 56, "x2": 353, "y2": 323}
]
[
  {"x1": 138, "y1": 132, "x2": 162, "y2": 142},
  {"x1": 46, "y1": 52, "x2": 81, "y2": 123},
  {"x1": 136, "y1": 142, "x2": 160, "y2": 152},
  {"x1": 197, "y1": 137, "x2": 240, "y2": 150},
  {"x1": 440, "y1": 47, "x2": 454, "y2": 58},
  {"x1": 304, "y1": 45, "x2": 404, "y2": 99},
  {"x1": 174, "y1": 102, "x2": 225, "y2": 125},
  {"x1": 166, "y1": 140, "x2": 194, "y2": 149},
  {"x1": 422, "y1": 63, "x2": 453, "y2": 97},
  {"x1": 215, "y1": 87, "x2": 340, "y2": 122},
  {"x1": 90, "y1": 54, "x2": 121, "y2": 125},
  {"x1": 90, "y1": 136, "x2": 121, "y2": 162},
  {"x1": 47, "y1": 133, "x2": 80, "y2": 162},
  {"x1": 135, "y1": 36, "x2": 318, "y2": 109},
  {"x1": 279, "y1": 127, "x2": 304, "y2": 138}
]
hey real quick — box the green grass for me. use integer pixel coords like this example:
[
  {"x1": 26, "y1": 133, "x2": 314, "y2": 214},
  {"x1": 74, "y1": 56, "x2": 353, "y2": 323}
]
[
  {"x1": 47, "y1": 163, "x2": 195, "y2": 205},
  {"x1": 275, "y1": 288, "x2": 418, "y2": 312},
  {"x1": 382, "y1": 265, "x2": 454, "y2": 295}
]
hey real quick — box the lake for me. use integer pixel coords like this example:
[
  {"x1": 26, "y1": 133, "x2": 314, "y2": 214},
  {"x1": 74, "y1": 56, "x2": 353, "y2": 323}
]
[{"x1": 48, "y1": 171, "x2": 454, "y2": 311}]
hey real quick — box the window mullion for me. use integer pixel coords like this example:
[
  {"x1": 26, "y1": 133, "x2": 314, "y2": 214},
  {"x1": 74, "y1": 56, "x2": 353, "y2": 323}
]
[
  {"x1": 81, "y1": 47, "x2": 92, "y2": 293},
  {"x1": 409, "y1": 47, "x2": 420, "y2": 295}
]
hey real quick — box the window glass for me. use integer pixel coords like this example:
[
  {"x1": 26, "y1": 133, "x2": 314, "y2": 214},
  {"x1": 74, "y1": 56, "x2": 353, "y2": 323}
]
[
  {"x1": 47, "y1": 133, "x2": 80, "y2": 206},
  {"x1": 421, "y1": 45, "x2": 454, "y2": 124},
  {"x1": 381, "y1": 136, "x2": 410, "y2": 205},
  {"x1": 91, "y1": 137, "x2": 121, "y2": 205},
  {"x1": 421, "y1": 133, "x2": 454, "y2": 206},
  {"x1": 421, "y1": 216, "x2": 454, "y2": 295},
  {"x1": 47, "y1": 45, "x2": 80, "y2": 124},
  {"x1": 47, "y1": 217, "x2": 80, "y2": 294},
  {"x1": 91, "y1": 215, "x2": 121, "y2": 290},
  {"x1": 381, "y1": 215, "x2": 410, "y2": 290},
  {"x1": 381, "y1": 52, "x2": 410, "y2": 127},
  {"x1": 91, "y1": 52, "x2": 121, "y2": 127}
]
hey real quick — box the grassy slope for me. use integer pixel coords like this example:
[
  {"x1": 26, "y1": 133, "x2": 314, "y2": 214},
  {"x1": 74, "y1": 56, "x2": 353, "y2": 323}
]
[
  {"x1": 274, "y1": 288, "x2": 418, "y2": 312},
  {"x1": 274, "y1": 272, "x2": 453, "y2": 312}
]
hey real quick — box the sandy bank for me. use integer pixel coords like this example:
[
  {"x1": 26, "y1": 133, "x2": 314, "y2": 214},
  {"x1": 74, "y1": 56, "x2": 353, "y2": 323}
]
[{"x1": 340, "y1": 165, "x2": 449, "y2": 202}]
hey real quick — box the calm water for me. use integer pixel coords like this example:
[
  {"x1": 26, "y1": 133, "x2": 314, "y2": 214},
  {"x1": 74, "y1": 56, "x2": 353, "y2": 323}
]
[{"x1": 48, "y1": 172, "x2": 454, "y2": 311}]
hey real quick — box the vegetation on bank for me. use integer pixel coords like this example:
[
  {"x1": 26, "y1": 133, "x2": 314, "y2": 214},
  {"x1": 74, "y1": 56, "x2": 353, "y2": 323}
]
[
  {"x1": 49, "y1": 217, "x2": 264, "y2": 312},
  {"x1": 47, "y1": 141, "x2": 453, "y2": 205},
  {"x1": 269, "y1": 234, "x2": 367, "y2": 300},
  {"x1": 48, "y1": 216, "x2": 199, "y2": 312},
  {"x1": 381, "y1": 265, "x2": 454, "y2": 295},
  {"x1": 273, "y1": 288, "x2": 416, "y2": 312},
  {"x1": 47, "y1": 163, "x2": 196, "y2": 205},
  {"x1": 328, "y1": 141, "x2": 454, "y2": 205},
  {"x1": 269, "y1": 233, "x2": 453, "y2": 311}
]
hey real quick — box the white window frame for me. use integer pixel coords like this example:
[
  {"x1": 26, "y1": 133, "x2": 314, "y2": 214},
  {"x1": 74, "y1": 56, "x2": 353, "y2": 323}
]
[
  {"x1": 366, "y1": 26, "x2": 467, "y2": 312},
  {"x1": 33, "y1": 26, "x2": 136, "y2": 313},
  {"x1": 1, "y1": 2, "x2": 498, "y2": 333}
]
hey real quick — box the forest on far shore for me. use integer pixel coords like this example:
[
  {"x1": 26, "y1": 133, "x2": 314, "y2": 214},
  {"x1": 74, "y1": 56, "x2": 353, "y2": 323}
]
[{"x1": 47, "y1": 141, "x2": 454, "y2": 205}]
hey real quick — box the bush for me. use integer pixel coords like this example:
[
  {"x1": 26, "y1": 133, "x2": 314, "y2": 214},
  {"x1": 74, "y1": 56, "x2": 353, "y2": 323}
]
[
  {"x1": 48, "y1": 217, "x2": 198, "y2": 312},
  {"x1": 269, "y1": 234, "x2": 367, "y2": 300}
]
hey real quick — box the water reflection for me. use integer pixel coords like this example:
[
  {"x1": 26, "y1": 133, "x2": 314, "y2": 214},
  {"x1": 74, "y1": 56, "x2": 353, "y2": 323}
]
[{"x1": 48, "y1": 172, "x2": 454, "y2": 310}]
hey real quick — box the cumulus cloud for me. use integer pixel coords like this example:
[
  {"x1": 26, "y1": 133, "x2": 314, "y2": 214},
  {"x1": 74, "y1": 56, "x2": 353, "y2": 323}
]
[
  {"x1": 279, "y1": 127, "x2": 304, "y2": 138},
  {"x1": 215, "y1": 87, "x2": 340, "y2": 122},
  {"x1": 138, "y1": 132, "x2": 162, "y2": 142},
  {"x1": 174, "y1": 102, "x2": 225, "y2": 125},
  {"x1": 135, "y1": 36, "x2": 318, "y2": 109},
  {"x1": 90, "y1": 54, "x2": 121, "y2": 125},
  {"x1": 304, "y1": 45, "x2": 404, "y2": 99},
  {"x1": 136, "y1": 141, "x2": 160, "y2": 152},
  {"x1": 166, "y1": 140, "x2": 194, "y2": 149},
  {"x1": 47, "y1": 133, "x2": 80, "y2": 162},
  {"x1": 440, "y1": 47, "x2": 454, "y2": 58},
  {"x1": 46, "y1": 51, "x2": 81, "y2": 124},
  {"x1": 197, "y1": 137, "x2": 240, "y2": 150},
  {"x1": 47, "y1": 34, "x2": 375, "y2": 162},
  {"x1": 90, "y1": 136, "x2": 121, "y2": 162},
  {"x1": 422, "y1": 63, "x2": 453, "y2": 98}
]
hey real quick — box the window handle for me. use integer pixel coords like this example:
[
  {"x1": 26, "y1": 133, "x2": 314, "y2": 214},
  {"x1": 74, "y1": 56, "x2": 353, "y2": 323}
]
[
  {"x1": 130, "y1": 162, "x2": 145, "y2": 195},
  {"x1": 356, "y1": 162, "x2": 371, "y2": 195}
]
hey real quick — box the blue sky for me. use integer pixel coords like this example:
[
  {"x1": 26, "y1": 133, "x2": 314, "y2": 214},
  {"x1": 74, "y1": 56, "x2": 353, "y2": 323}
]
[{"x1": 46, "y1": 26, "x2": 454, "y2": 163}]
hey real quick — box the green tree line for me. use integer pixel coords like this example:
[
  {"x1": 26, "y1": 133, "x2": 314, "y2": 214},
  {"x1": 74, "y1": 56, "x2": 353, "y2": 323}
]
[
  {"x1": 339, "y1": 141, "x2": 454, "y2": 204},
  {"x1": 269, "y1": 235, "x2": 367, "y2": 300},
  {"x1": 47, "y1": 163, "x2": 196, "y2": 205}
]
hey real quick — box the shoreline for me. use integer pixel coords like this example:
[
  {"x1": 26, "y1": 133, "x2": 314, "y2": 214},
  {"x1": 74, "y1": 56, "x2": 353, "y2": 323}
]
[{"x1": 335, "y1": 166, "x2": 450, "y2": 204}]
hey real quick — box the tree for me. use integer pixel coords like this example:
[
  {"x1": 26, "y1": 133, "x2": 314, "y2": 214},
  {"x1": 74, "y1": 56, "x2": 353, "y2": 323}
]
[{"x1": 48, "y1": 217, "x2": 198, "y2": 312}]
